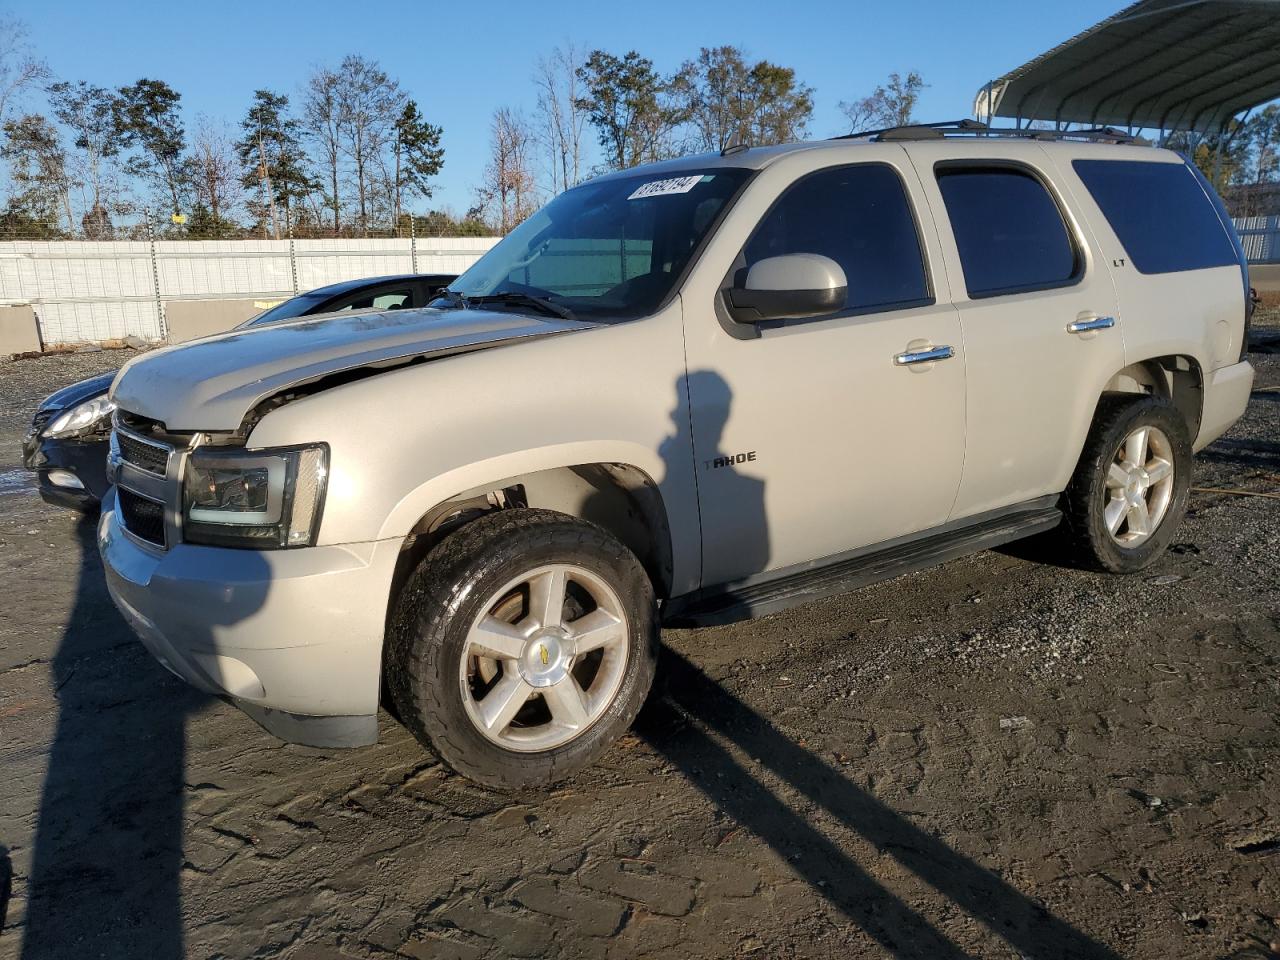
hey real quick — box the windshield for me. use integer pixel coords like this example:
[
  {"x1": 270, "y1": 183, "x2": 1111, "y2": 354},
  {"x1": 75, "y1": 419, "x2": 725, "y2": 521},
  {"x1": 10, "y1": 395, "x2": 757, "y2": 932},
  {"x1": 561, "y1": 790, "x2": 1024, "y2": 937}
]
[
  {"x1": 240, "y1": 292, "x2": 328, "y2": 327},
  {"x1": 445, "y1": 168, "x2": 751, "y2": 320}
]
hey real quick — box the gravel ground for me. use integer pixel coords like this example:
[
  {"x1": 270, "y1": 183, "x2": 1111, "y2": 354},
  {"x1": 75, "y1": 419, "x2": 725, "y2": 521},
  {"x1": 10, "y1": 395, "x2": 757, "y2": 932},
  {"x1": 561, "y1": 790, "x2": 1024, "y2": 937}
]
[{"x1": 0, "y1": 328, "x2": 1278, "y2": 960}]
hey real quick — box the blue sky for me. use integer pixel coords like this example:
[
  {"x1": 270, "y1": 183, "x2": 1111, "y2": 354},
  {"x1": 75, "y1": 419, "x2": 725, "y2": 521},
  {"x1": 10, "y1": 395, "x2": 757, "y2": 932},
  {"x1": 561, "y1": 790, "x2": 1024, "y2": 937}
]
[{"x1": 9, "y1": 0, "x2": 1127, "y2": 211}]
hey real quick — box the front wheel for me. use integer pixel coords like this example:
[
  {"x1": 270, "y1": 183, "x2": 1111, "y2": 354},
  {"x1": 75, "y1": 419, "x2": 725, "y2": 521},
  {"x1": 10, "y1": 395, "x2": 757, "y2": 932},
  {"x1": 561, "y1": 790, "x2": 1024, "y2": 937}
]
[
  {"x1": 386, "y1": 509, "x2": 658, "y2": 790},
  {"x1": 1059, "y1": 394, "x2": 1192, "y2": 573}
]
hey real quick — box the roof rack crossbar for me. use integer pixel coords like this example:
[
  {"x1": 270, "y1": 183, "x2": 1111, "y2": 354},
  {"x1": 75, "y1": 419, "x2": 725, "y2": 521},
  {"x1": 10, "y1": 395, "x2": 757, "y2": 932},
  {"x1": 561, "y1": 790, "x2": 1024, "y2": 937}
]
[{"x1": 831, "y1": 119, "x2": 1149, "y2": 146}]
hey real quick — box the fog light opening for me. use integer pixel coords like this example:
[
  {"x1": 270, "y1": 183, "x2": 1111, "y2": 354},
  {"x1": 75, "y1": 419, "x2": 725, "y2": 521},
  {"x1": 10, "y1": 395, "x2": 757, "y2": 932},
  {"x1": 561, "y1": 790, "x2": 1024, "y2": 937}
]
[{"x1": 47, "y1": 469, "x2": 85, "y2": 490}]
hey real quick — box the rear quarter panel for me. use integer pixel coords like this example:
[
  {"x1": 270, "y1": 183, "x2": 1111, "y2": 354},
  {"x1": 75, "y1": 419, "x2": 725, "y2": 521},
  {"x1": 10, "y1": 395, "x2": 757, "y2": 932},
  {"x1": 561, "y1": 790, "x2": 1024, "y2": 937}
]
[{"x1": 1042, "y1": 144, "x2": 1246, "y2": 375}]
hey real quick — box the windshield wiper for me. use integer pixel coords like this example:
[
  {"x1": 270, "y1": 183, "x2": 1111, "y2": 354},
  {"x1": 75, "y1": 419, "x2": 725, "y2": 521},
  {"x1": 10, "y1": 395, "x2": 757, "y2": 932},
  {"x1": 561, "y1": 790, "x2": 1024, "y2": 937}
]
[
  {"x1": 465, "y1": 292, "x2": 576, "y2": 321},
  {"x1": 431, "y1": 288, "x2": 468, "y2": 309}
]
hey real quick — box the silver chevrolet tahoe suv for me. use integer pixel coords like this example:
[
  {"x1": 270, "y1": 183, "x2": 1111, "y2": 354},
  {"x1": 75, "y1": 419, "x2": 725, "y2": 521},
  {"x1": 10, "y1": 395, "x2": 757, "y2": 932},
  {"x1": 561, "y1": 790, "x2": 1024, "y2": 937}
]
[{"x1": 101, "y1": 128, "x2": 1255, "y2": 789}]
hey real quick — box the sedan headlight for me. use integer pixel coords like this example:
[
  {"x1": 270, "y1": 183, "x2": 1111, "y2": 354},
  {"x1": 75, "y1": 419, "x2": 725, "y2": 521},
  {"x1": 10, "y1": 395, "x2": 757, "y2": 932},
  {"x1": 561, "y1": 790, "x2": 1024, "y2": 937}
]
[
  {"x1": 182, "y1": 444, "x2": 328, "y2": 549},
  {"x1": 44, "y1": 394, "x2": 116, "y2": 439}
]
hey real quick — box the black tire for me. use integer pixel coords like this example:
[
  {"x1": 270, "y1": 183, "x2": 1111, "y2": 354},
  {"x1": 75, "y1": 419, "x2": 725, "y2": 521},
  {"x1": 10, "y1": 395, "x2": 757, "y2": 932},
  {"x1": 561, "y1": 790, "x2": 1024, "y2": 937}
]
[
  {"x1": 1059, "y1": 394, "x2": 1192, "y2": 573},
  {"x1": 386, "y1": 508, "x2": 658, "y2": 790}
]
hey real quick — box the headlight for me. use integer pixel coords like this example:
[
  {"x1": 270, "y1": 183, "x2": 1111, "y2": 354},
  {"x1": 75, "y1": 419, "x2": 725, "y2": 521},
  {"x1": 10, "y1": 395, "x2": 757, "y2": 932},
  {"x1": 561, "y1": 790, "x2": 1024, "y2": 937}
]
[
  {"x1": 44, "y1": 394, "x2": 116, "y2": 439},
  {"x1": 182, "y1": 444, "x2": 328, "y2": 549}
]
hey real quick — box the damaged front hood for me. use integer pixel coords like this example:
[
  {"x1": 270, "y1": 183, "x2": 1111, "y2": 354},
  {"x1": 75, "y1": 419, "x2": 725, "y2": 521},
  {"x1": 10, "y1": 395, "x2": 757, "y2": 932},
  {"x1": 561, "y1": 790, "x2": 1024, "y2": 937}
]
[{"x1": 111, "y1": 307, "x2": 596, "y2": 431}]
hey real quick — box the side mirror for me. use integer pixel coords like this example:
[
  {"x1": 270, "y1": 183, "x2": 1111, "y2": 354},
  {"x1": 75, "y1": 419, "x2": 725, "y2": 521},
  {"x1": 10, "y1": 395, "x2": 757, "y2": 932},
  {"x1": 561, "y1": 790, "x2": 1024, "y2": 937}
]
[{"x1": 726, "y1": 253, "x2": 847, "y2": 323}]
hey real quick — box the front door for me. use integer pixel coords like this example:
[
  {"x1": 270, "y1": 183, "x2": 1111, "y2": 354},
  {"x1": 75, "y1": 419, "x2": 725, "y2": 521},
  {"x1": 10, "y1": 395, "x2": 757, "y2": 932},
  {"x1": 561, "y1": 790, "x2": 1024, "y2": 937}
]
[{"x1": 684, "y1": 159, "x2": 967, "y2": 589}]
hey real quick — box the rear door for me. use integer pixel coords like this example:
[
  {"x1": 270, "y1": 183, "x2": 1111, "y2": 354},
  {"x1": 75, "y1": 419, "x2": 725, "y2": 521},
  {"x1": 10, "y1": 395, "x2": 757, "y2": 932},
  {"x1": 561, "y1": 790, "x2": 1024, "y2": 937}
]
[{"x1": 904, "y1": 143, "x2": 1124, "y2": 520}]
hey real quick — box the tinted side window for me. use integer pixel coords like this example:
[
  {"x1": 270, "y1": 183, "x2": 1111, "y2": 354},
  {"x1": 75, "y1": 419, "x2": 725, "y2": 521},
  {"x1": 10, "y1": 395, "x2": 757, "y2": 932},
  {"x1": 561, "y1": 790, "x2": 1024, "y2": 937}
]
[
  {"x1": 1072, "y1": 159, "x2": 1239, "y2": 274},
  {"x1": 936, "y1": 166, "x2": 1078, "y2": 298},
  {"x1": 743, "y1": 164, "x2": 929, "y2": 314}
]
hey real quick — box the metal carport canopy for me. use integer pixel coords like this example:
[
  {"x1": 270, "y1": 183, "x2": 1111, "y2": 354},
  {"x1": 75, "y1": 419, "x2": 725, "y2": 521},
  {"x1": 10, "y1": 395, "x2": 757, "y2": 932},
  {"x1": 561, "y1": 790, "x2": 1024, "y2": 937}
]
[{"x1": 977, "y1": 0, "x2": 1280, "y2": 133}]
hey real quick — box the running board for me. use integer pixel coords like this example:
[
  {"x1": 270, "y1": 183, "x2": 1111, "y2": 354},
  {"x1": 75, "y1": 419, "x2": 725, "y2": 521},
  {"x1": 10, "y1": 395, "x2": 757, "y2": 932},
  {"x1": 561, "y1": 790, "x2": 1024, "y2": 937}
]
[{"x1": 664, "y1": 497, "x2": 1062, "y2": 627}]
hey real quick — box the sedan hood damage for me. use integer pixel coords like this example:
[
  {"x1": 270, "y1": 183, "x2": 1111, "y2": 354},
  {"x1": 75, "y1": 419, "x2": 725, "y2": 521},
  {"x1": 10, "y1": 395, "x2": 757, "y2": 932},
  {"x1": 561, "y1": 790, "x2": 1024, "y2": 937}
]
[{"x1": 111, "y1": 307, "x2": 597, "y2": 432}]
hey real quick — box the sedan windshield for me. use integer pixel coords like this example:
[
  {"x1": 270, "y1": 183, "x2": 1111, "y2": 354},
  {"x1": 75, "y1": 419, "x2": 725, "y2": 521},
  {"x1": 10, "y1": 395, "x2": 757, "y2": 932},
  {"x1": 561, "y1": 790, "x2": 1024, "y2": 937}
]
[{"x1": 445, "y1": 168, "x2": 751, "y2": 320}]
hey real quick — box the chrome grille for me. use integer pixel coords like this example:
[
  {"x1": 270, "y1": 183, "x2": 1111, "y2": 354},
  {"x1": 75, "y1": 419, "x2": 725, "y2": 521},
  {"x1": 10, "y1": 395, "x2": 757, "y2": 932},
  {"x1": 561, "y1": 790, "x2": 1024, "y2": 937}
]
[
  {"x1": 118, "y1": 488, "x2": 166, "y2": 547},
  {"x1": 111, "y1": 410, "x2": 182, "y2": 551},
  {"x1": 117, "y1": 430, "x2": 170, "y2": 476}
]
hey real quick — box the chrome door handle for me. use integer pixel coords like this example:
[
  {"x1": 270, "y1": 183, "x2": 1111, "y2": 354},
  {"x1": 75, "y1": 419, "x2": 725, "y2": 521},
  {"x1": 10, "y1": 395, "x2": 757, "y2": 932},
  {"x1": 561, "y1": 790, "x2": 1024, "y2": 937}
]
[
  {"x1": 1067, "y1": 316, "x2": 1115, "y2": 334},
  {"x1": 894, "y1": 345, "x2": 955, "y2": 366}
]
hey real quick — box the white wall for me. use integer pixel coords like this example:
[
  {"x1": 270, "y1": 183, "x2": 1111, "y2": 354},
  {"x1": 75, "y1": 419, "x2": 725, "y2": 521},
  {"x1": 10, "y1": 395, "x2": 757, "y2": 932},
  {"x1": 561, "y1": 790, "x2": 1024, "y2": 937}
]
[
  {"x1": 0, "y1": 236, "x2": 499, "y2": 344},
  {"x1": 7, "y1": 220, "x2": 1270, "y2": 346}
]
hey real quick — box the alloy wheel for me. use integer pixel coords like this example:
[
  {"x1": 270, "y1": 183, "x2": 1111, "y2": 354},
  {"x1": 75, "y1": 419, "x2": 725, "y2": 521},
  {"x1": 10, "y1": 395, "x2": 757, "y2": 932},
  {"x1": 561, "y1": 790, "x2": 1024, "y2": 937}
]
[
  {"x1": 1103, "y1": 424, "x2": 1175, "y2": 546},
  {"x1": 458, "y1": 563, "x2": 630, "y2": 752}
]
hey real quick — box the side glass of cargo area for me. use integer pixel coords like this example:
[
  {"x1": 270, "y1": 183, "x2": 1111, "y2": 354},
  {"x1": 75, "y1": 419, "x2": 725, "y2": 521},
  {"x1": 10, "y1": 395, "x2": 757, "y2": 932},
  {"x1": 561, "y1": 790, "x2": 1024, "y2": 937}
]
[{"x1": 1072, "y1": 158, "x2": 1243, "y2": 276}]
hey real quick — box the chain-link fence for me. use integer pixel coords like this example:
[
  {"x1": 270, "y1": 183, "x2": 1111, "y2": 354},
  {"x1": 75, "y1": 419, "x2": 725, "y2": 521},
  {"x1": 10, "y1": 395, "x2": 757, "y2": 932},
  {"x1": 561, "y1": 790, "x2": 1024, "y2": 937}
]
[{"x1": 0, "y1": 212, "x2": 498, "y2": 345}]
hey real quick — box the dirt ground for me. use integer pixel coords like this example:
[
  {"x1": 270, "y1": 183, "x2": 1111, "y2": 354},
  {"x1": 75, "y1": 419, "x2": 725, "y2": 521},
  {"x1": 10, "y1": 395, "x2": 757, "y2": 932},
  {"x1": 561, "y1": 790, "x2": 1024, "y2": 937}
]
[{"x1": 1, "y1": 324, "x2": 1278, "y2": 960}]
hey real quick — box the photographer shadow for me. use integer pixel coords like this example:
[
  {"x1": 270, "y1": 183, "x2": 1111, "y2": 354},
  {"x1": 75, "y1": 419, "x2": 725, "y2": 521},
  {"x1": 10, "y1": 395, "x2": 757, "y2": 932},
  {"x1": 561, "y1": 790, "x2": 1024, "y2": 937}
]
[
  {"x1": 637, "y1": 371, "x2": 1120, "y2": 958},
  {"x1": 20, "y1": 513, "x2": 268, "y2": 959}
]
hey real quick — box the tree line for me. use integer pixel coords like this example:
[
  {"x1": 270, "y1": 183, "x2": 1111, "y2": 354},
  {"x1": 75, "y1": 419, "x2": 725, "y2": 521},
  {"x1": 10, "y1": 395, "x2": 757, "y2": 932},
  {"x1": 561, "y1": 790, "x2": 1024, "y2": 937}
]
[
  {"x1": 474, "y1": 45, "x2": 914, "y2": 233},
  {"x1": 3, "y1": 12, "x2": 1276, "y2": 240},
  {"x1": 0, "y1": 17, "x2": 452, "y2": 239},
  {"x1": 0, "y1": 15, "x2": 929, "y2": 239}
]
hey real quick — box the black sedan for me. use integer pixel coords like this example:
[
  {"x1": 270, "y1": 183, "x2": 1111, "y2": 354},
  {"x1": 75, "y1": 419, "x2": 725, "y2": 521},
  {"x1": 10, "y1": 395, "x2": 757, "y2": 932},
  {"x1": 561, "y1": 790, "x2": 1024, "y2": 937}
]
[{"x1": 23, "y1": 273, "x2": 454, "y2": 510}]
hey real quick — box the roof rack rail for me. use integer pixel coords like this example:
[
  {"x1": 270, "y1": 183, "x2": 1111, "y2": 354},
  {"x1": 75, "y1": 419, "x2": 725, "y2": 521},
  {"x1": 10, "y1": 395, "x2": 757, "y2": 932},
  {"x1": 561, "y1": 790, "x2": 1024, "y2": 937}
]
[{"x1": 832, "y1": 119, "x2": 1150, "y2": 146}]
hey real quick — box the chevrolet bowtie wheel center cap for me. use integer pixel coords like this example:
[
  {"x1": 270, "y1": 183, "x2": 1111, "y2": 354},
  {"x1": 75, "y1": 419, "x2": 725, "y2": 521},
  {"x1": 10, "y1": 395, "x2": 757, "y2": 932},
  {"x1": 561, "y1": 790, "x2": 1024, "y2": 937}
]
[{"x1": 519, "y1": 629, "x2": 571, "y2": 687}]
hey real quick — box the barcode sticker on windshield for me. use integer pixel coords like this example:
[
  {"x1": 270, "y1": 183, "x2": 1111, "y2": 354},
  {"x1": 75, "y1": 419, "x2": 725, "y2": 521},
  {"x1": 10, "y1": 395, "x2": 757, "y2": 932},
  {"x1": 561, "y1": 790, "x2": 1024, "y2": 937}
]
[{"x1": 628, "y1": 175, "x2": 706, "y2": 200}]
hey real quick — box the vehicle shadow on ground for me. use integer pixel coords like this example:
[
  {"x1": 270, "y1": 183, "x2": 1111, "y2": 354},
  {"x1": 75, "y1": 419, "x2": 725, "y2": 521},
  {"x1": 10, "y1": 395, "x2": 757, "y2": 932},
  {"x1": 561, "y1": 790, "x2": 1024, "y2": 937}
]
[
  {"x1": 0, "y1": 844, "x2": 11, "y2": 934},
  {"x1": 18, "y1": 516, "x2": 214, "y2": 959},
  {"x1": 1196, "y1": 437, "x2": 1280, "y2": 471},
  {"x1": 636, "y1": 647, "x2": 1122, "y2": 960}
]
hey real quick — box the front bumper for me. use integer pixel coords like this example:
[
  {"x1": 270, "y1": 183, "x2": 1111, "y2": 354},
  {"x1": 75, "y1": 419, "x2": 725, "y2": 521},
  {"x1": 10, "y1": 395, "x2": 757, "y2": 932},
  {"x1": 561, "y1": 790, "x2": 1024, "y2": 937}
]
[
  {"x1": 1194, "y1": 359, "x2": 1255, "y2": 452},
  {"x1": 98, "y1": 493, "x2": 402, "y2": 747},
  {"x1": 22, "y1": 430, "x2": 111, "y2": 509}
]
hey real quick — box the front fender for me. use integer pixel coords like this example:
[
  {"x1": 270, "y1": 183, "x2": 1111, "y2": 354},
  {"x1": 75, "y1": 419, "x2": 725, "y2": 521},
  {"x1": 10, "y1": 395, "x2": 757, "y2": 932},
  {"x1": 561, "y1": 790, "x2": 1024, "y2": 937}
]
[
  {"x1": 246, "y1": 303, "x2": 703, "y2": 596},
  {"x1": 373, "y1": 442, "x2": 696, "y2": 593}
]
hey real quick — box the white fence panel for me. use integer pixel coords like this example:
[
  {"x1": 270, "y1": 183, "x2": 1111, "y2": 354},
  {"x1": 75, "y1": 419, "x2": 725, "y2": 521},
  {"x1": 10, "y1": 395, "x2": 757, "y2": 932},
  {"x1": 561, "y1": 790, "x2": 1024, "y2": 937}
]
[
  {"x1": 1235, "y1": 216, "x2": 1279, "y2": 264},
  {"x1": 0, "y1": 236, "x2": 499, "y2": 345}
]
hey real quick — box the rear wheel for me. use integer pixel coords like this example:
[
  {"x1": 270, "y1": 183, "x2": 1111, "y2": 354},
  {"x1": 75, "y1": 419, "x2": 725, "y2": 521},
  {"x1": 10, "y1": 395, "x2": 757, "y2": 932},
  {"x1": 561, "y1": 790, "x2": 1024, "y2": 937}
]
[
  {"x1": 386, "y1": 509, "x2": 658, "y2": 790},
  {"x1": 1059, "y1": 395, "x2": 1192, "y2": 573}
]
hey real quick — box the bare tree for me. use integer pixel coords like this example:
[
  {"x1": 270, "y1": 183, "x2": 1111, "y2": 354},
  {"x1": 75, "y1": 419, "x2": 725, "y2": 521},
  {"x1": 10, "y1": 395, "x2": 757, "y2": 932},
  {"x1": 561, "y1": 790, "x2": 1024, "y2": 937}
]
[
  {"x1": 837, "y1": 95, "x2": 878, "y2": 136},
  {"x1": 839, "y1": 71, "x2": 927, "y2": 133},
  {"x1": 303, "y1": 65, "x2": 343, "y2": 233},
  {"x1": 477, "y1": 108, "x2": 535, "y2": 234},
  {"x1": 533, "y1": 44, "x2": 587, "y2": 195},
  {"x1": 0, "y1": 15, "x2": 47, "y2": 128},
  {"x1": 334, "y1": 54, "x2": 403, "y2": 235},
  {"x1": 190, "y1": 115, "x2": 241, "y2": 229},
  {"x1": 47, "y1": 81, "x2": 123, "y2": 235}
]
